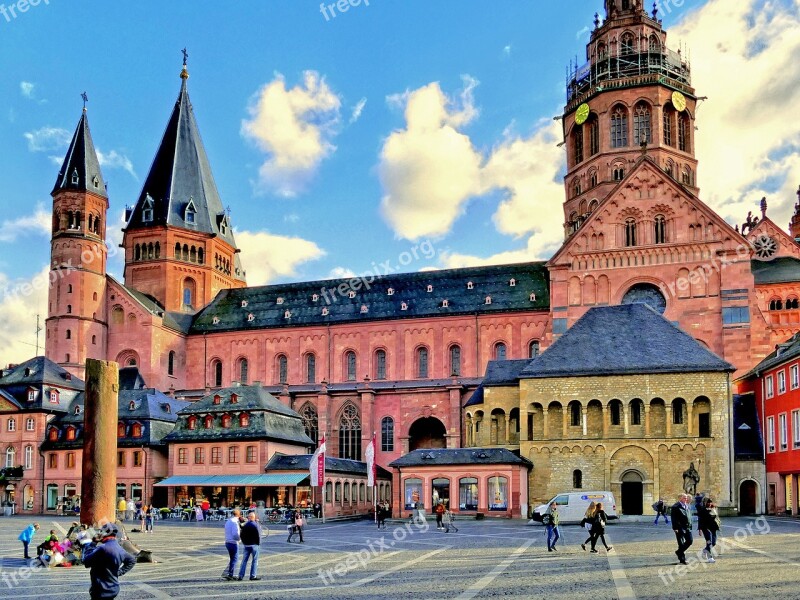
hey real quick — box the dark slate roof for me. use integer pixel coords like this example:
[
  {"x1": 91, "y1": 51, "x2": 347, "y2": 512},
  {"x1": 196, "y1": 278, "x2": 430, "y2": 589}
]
[
  {"x1": 520, "y1": 304, "x2": 735, "y2": 379},
  {"x1": 265, "y1": 454, "x2": 392, "y2": 478},
  {"x1": 389, "y1": 448, "x2": 532, "y2": 468},
  {"x1": 52, "y1": 110, "x2": 107, "y2": 199},
  {"x1": 733, "y1": 393, "x2": 764, "y2": 461},
  {"x1": 109, "y1": 276, "x2": 193, "y2": 334},
  {"x1": 124, "y1": 71, "x2": 240, "y2": 267},
  {"x1": 164, "y1": 386, "x2": 313, "y2": 445},
  {"x1": 464, "y1": 386, "x2": 484, "y2": 408},
  {"x1": 464, "y1": 360, "x2": 529, "y2": 407},
  {"x1": 736, "y1": 332, "x2": 800, "y2": 380},
  {"x1": 41, "y1": 388, "x2": 189, "y2": 450},
  {"x1": 119, "y1": 367, "x2": 147, "y2": 390},
  {"x1": 751, "y1": 257, "x2": 800, "y2": 285},
  {"x1": 0, "y1": 357, "x2": 84, "y2": 412},
  {"x1": 191, "y1": 262, "x2": 549, "y2": 333}
]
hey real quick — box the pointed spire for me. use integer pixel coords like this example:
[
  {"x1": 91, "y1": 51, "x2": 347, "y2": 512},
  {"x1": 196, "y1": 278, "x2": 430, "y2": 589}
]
[{"x1": 52, "y1": 102, "x2": 107, "y2": 198}]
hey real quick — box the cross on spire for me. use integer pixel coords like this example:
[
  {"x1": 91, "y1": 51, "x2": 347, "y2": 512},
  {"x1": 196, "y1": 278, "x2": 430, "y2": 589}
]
[
  {"x1": 182, "y1": 47, "x2": 189, "y2": 66},
  {"x1": 81, "y1": 91, "x2": 88, "y2": 111}
]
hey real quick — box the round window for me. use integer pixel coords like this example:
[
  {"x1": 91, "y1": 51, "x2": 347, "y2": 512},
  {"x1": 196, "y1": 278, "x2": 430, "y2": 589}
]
[{"x1": 621, "y1": 283, "x2": 667, "y2": 314}]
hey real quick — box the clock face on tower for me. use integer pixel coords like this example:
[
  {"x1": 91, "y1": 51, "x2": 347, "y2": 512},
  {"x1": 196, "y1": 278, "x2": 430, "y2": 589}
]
[
  {"x1": 752, "y1": 234, "x2": 778, "y2": 260},
  {"x1": 575, "y1": 103, "x2": 590, "y2": 125},
  {"x1": 672, "y1": 91, "x2": 687, "y2": 113}
]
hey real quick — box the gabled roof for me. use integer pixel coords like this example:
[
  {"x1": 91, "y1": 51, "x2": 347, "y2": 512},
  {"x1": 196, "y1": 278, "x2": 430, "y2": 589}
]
[
  {"x1": 124, "y1": 69, "x2": 239, "y2": 259},
  {"x1": 464, "y1": 359, "x2": 530, "y2": 408},
  {"x1": 389, "y1": 447, "x2": 532, "y2": 468},
  {"x1": 737, "y1": 331, "x2": 800, "y2": 380},
  {"x1": 107, "y1": 276, "x2": 192, "y2": 335},
  {"x1": 0, "y1": 356, "x2": 84, "y2": 391},
  {"x1": 191, "y1": 262, "x2": 549, "y2": 333},
  {"x1": 52, "y1": 110, "x2": 107, "y2": 199},
  {"x1": 520, "y1": 304, "x2": 734, "y2": 378},
  {"x1": 751, "y1": 257, "x2": 800, "y2": 286},
  {"x1": 265, "y1": 454, "x2": 392, "y2": 478},
  {"x1": 744, "y1": 215, "x2": 800, "y2": 261}
]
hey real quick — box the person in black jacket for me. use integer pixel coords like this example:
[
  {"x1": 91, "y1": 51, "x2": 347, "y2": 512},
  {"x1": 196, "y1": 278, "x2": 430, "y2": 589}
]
[
  {"x1": 589, "y1": 502, "x2": 613, "y2": 553},
  {"x1": 697, "y1": 497, "x2": 720, "y2": 563},
  {"x1": 82, "y1": 523, "x2": 136, "y2": 600},
  {"x1": 671, "y1": 494, "x2": 693, "y2": 565},
  {"x1": 237, "y1": 513, "x2": 262, "y2": 581}
]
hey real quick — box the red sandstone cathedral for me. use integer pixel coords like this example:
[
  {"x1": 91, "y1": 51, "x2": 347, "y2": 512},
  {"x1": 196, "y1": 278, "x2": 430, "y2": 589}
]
[{"x1": 41, "y1": 1, "x2": 800, "y2": 476}]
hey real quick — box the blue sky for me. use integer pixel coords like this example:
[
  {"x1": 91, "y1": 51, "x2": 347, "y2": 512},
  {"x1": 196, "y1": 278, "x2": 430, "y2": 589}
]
[{"x1": 1, "y1": 0, "x2": 799, "y2": 362}]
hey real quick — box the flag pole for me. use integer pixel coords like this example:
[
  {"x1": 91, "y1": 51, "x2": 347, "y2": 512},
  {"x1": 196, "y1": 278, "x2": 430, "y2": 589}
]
[{"x1": 373, "y1": 431, "x2": 377, "y2": 524}]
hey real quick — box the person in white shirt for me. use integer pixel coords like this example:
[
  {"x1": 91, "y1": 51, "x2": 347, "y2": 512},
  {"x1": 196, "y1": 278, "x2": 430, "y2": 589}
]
[
  {"x1": 126, "y1": 499, "x2": 135, "y2": 522},
  {"x1": 223, "y1": 509, "x2": 242, "y2": 580}
]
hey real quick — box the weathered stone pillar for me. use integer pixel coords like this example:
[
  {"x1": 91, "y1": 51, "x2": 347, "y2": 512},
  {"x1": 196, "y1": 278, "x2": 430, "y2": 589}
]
[
  {"x1": 623, "y1": 403, "x2": 630, "y2": 435},
  {"x1": 666, "y1": 404, "x2": 673, "y2": 437},
  {"x1": 542, "y1": 408, "x2": 549, "y2": 438},
  {"x1": 687, "y1": 403, "x2": 694, "y2": 436},
  {"x1": 602, "y1": 405, "x2": 609, "y2": 437},
  {"x1": 504, "y1": 416, "x2": 511, "y2": 444},
  {"x1": 645, "y1": 405, "x2": 651, "y2": 436},
  {"x1": 80, "y1": 359, "x2": 119, "y2": 527}
]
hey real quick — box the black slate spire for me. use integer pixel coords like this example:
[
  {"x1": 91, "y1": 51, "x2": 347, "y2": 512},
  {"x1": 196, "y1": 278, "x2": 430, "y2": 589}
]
[
  {"x1": 52, "y1": 107, "x2": 107, "y2": 198},
  {"x1": 124, "y1": 60, "x2": 238, "y2": 251}
]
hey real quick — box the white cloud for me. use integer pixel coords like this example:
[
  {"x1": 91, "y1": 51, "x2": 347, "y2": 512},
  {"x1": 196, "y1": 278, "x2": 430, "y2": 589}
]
[
  {"x1": 283, "y1": 213, "x2": 300, "y2": 224},
  {"x1": 379, "y1": 77, "x2": 565, "y2": 259},
  {"x1": 241, "y1": 71, "x2": 341, "y2": 197},
  {"x1": 97, "y1": 149, "x2": 137, "y2": 179},
  {"x1": 24, "y1": 126, "x2": 71, "y2": 152},
  {"x1": 0, "y1": 204, "x2": 51, "y2": 243},
  {"x1": 20, "y1": 81, "x2": 35, "y2": 99},
  {"x1": 326, "y1": 266, "x2": 356, "y2": 279},
  {"x1": 350, "y1": 97, "x2": 367, "y2": 124},
  {"x1": 503, "y1": 44, "x2": 512, "y2": 56},
  {"x1": 0, "y1": 265, "x2": 50, "y2": 365},
  {"x1": 236, "y1": 229, "x2": 325, "y2": 286},
  {"x1": 672, "y1": 0, "x2": 800, "y2": 228}
]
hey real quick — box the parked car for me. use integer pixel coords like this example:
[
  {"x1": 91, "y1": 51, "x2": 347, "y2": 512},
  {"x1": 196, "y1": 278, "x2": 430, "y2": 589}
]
[{"x1": 531, "y1": 491, "x2": 618, "y2": 524}]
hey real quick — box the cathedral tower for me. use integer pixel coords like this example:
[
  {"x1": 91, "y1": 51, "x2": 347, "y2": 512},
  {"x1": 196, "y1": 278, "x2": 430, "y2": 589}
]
[
  {"x1": 562, "y1": 0, "x2": 698, "y2": 237},
  {"x1": 45, "y1": 105, "x2": 109, "y2": 379},
  {"x1": 121, "y1": 58, "x2": 246, "y2": 314}
]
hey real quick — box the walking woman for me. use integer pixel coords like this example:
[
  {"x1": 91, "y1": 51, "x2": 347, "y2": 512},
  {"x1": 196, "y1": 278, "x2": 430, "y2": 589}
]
[
  {"x1": 580, "y1": 502, "x2": 596, "y2": 551},
  {"x1": 589, "y1": 502, "x2": 613, "y2": 553},
  {"x1": 697, "y1": 497, "x2": 720, "y2": 563}
]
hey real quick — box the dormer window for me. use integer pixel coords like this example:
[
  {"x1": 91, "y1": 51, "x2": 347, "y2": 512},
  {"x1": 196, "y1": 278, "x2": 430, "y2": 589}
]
[
  {"x1": 230, "y1": 394, "x2": 238, "y2": 404},
  {"x1": 311, "y1": 294, "x2": 319, "y2": 302},
  {"x1": 129, "y1": 401, "x2": 136, "y2": 411},
  {"x1": 485, "y1": 296, "x2": 492, "y2": 305},
  {"x1": 24, "y1": 367, "x2": 31, "y2": 377},
  {"x1": 184, "y1": 199, "x2": 197, "y2": 225},
  {"x1": 529, "y1": 293, "x2": 537, "y2": 302},
  {"x1": 204, "y1": 415, "x2": 213, "y2": 429},
  {"x1": 27, "y1": 389, "x2": 35, "y2": 402},
  {"x1": 360, "y1": 305, "x2": 369, "y2": 314},
  {"x1": 277, "y1": 297, "x2": 284, "y2": 305},
  {"x1": 117, "y1": 422, "x2": 125, "y2": 438},
  {"x1": 142, "y1": 196, "x2": 154, "y2": 223},
  {"x1": 163, "y1": 404, "x2": 172, "y2": 414},
  {"x1": 247, "y1": 314, "x2": 255, "y2": 322},
  {"x1": 92, "y1": 175, "x2": 99, "y2": 188},
  {"x1": 212, "y1": 316, "x2": 220, "y2": 325},
  {"x1": 48, "y1": 428, "x2": 58, "y2": 441},
  {"x1": 387, "y1": 288, "x2": 394, "y2": 296},
  {"x1": 348, "y1": 291, "x2": 356, "y2": 299},
  {"x1": 66, "y1": 426, "x2": 76, "y2": 441},
  {"x1": 284, "y1": 310, "x2": 292, "y2": 319},
  {"x1": 401, "y1": 302, "x2": 408, "y2": 311},
  {"x1": 221, "y1": 414, "x2": 232, "y2": 429},
  {"x1": 71, "y1": 169, "x2": 79, "y2": 185},
  {"x1": 509, "y1": 279, "x2": 516, "y2": 287},
  {"x1": 73, "y1": 405, "x2": 81, "y2": 415},
  {"x1": 322, "y1": 307, "x2": 329, "y2": 316},
  {"x1": 187, "y1": 416, "x2": 197, "y2": 430},
  {"x1": 241, "y1": 300, "x2": 249, "y2": 308},
  {"x1": 213, "y1": 395, "x2": 221, "y2": 405},
  {"x1": 49, "y1": 390, "x2": 59, "y2": 404},
  {"x1": 442, "y1": 299, "x2": 449, "y2": 308},
  {"x1": 132, "y1": 423, "x2": 142, "y2": 438},
  {"x1": 239, "y1": 413, "x2": 250, "y2": 427},
  {"x1": 467, "y1": 281, "x2": 474, "y2": 290},
  {"x1": 426, "y1": 285, "x2": 433, "y2": 293}
]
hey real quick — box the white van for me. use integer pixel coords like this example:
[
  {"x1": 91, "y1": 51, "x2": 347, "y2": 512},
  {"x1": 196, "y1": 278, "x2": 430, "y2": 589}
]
[{"x1": 531, "y1": 491, "x2": 617, "y2": 525}]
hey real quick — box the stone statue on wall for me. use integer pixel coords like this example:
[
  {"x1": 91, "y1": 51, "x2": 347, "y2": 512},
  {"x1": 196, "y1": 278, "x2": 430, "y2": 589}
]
[{"x1": 682, "y1": 462, "x2": 700, "y2": 495}]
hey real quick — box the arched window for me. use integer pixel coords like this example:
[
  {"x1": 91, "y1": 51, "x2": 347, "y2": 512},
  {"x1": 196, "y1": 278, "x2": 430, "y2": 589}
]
[
  {"x1": 417, "y1": 347, "x2": 429, "y2": 378},
  {"x1": 494, "y1": 342, "x2": 507, "y2": 361},
  {"x1": 630, "y1": 399, "x2": 644, "y2": 425},
  {"x1": 573, "y1": 469, "x2": 583, "y2": 489},
  {"x1": 154, "y1": 242, "x2": 160, "y2": 258},
  {"x1": 672, "y1": 398, "x2": 686, "y2": 424},
  {"x1": 239, "y1": 413, "x2": 250, "y2": 428},
  {"x1": 663, "y1": 104, "x2": 675, "y2": 147},
  {"x1": 678, "y1": 114, "x2": 690, "y2": 152},
  {"x1": 633, "y1": 103, "x2": 652, "y2": 146},
  {"x1": 212, "y1": 359, "x2": 223, "y2": 387},
  {"x1": 204, "y1": 415, "x2": 213, "y2": 429},
  {"x1": 338, "y1": 404, "x2": 361, "y2": 460},
  {"x1": 132, "y1": 423, "x2": 142, "y2": 438},
  {"x1": 175, "y1": 242, "x2": 181, "y2": 259},
  {"x1": 381, "y1": 416, "x2": 394, "y2": 452},
  {"x1": 681, "y1": 167, "x2": 693, "y2": 186},
  {"x1": 24, "y1": 445, "x2": 33, "y2": 470},
  {"x1": 48, "y1": 427, "x2": 58, "y2": 441},
  {"x1": 587, "y1": 114, "x2": 600, "y2": 156},
  {"x1": 769, "y1": 298, "x2": 783, "y2": 311},
  {"x1": 649, "y1": 34, "x2": 661, "y2": 52},
  {"x1": 570, "y1": 402, "x2": 581, "y2": 427},
  {"x1": 238, "y1": 358, "x2": 249, "y2": 384},
  {"x1": 374, "y1": 349, "x2": 387, "y2": 380},
  {"x1": 611, "y1": 106, "x2": 628, "y2": 148},
  {"x1": 66, "y1": 329, "x2": 71, "y2": 340},
  {"x1": 168, "y1": 351, "x2": 176, "y2": 376},
  {"x1": 625, "y1": 218, "x2": 637, "y2": 247},
  {"x1": 609, "y1": 400, "x2": 622, "y2": 425},
  {"x1": 221, "y1": 414, "x2": 231, "y2": 429},
  {"x1": 345, "y1": 351, "x2": 357, "y2": 381},
  {"x1": 5, "y1": 446, "x2": 15, "y2": 468},
  {"x1": 450, "y1": 345, "x2": 462, "y2": 376},
  {"x1": 613, "y1": 166, "x2": 625, "y2": 181},
  {"x1": 654, "y1": 215, "x2": 666, "y2": 244},
  {"x1": 621, "y1": 32, "x2": 635, "y2": 54},
  {"x1": 117, "y1": 422, "x2": 125, "y2": 438},
  {"x1": 91, "y1": 335, "x2": 97, "y2": 345},
  {"x1": 300, "y1": 403, "x2": 318, "y2": 445},
  {"x1": 306, "y1": 353, "x2": 316, "y2": 384},
  {"x1": 277, "y1": 354, "x2": 288, "y2": 384},
  {"x1": 187, "y1": 416, "x2": 197, "y2": 430},
  {"x1": 529, "y1": 340, "x2": 540, "y2": 358},
  {"x1": 787, "y1": 297, "x2": 799, "y2": 310},
  {"x1": 573, "y1": 126, "x2": 584, "y2": 165}
]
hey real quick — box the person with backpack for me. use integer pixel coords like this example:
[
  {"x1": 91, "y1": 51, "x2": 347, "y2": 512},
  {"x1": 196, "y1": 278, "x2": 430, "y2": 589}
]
[
  {"x1": 697, "y1": 496, "x2": 720, "y2": 563},
  {"x1": 589, "y1": 502, "x2": 613, "y2": 553},
  {"x1": 653, "y1": 498, "x2": 669, "y2": 525},
  {"x1": 580, "y1": 502, "x2": 596, "y2": 551},
  {"x1": 544, "y1": 502, "x2": 561, "y2": 552}
]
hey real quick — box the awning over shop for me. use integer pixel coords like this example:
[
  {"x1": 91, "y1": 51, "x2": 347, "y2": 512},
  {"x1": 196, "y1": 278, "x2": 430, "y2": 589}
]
[{"x1": 154, "y1": 474, "x2": 308, "y2": 487}]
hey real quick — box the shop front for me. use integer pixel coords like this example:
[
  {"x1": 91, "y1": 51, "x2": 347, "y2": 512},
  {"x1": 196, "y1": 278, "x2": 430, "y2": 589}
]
[{"x1": 155, "y1": 474, "x2": 309, "y2": 510}]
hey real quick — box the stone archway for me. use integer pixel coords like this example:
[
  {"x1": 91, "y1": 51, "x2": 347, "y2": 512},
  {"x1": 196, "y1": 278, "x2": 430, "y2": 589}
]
[
  {"x1": 739, "y1": 480, "x2": 759, "y2": 515},
  {"x1": 610, "y1": 445, "x2": 655, "y2": 515},
  {"x1": 408, "y1": 417, "x2": 447, "y2": 451},
  {"x1": 621, "y1": 470, "x2": 644, "y2": 515}
]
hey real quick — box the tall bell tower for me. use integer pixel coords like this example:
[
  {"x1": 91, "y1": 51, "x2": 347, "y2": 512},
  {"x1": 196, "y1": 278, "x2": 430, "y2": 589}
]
[
  {"x1": 45, "y1": 103, "x2": 109, "y2": 379},
  {"x1": 561, "y1": 0, "x2": 699, "y2": 238}
]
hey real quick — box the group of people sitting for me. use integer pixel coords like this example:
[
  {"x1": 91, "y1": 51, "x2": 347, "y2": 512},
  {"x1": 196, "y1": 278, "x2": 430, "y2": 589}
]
[{"x1": 18, "y1": 522, "x2": 96, "y2": 567}]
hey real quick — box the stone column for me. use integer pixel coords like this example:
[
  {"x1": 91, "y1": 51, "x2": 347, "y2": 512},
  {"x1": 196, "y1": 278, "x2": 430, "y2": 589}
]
[
  {"x1": 623, "y1": 403, "x2": 630, "y2": 435},
  {"x1": 666, "y1": 404, "x2": 673, "y2": 437},
  {"x1": 80, "y1": 359, "x2": 119, "y2": 527},
  {"x1": 582, "y1": 406, "x2": 588, "y2": 437},
  {"x1": 522, "y1": 409, "x2": 530, "y2": 441},
  {"x1": 504, "y1": 416, "x2": 511, "y2": 445},
  {"x1": 542, "y1": 409, "x2": 549, "y2": 439},
  {"x1": 562, "y1": 409, "x2": 568, "y2": 439},
  {"x1": 602, "y1": 405, "x2": 609, "y2": 437},
  {"x1": 645, "y1": 405, "x2": 651, "y2": 436},
  {"x1": 687, "y1": 403, "x2": 694, "y2": 436}
]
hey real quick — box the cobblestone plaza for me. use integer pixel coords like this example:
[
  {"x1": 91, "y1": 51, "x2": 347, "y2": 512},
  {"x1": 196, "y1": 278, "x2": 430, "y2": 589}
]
[{"x1": 0, "y1": 515, "x2": 798, "y2": 599}]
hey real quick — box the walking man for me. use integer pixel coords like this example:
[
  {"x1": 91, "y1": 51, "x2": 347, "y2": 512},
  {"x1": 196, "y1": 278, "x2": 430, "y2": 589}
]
[
  {"x1": 653, "y1": 498, "x2": 670, "y2": 525},
  {"x1": 223, "y1": 509, "x2": 242, "y2": 580},
  {"x1": 671, "y1": 493, "x2": 693, "y2": 565},
  {"x1": 237, "y1": 513, "x2": 262, "y2": 581},
  {"x1": 18, "y1": 522, "x2": 39, "y2": 559},
  {"x1": 545, "y1": 502, "x2": 561, "y2": 552},
  {"x1": 82, "y1": 523, "x2": 136, "y2": 600}
]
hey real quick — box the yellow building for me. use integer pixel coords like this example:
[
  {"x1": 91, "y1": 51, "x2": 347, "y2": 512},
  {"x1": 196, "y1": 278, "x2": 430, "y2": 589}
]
[{"x1": 466, "y1": 304, "x2": 736, "y2": 517}]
